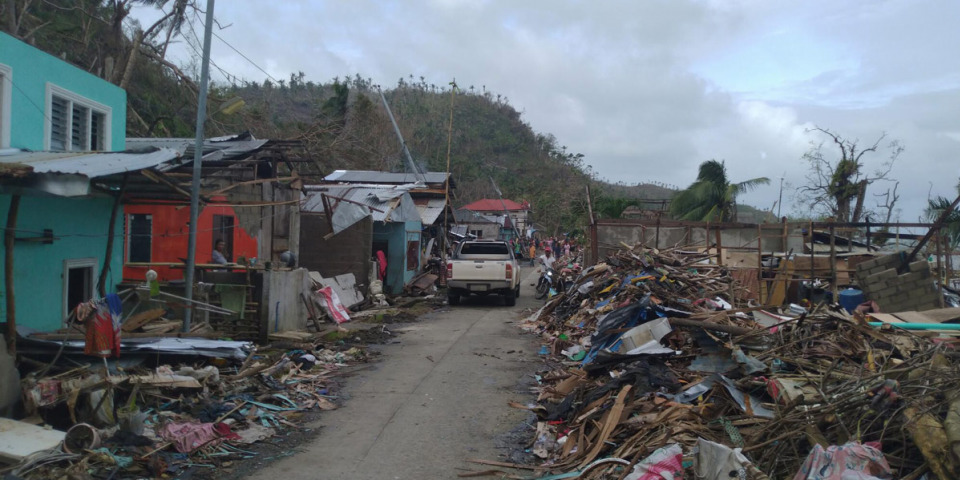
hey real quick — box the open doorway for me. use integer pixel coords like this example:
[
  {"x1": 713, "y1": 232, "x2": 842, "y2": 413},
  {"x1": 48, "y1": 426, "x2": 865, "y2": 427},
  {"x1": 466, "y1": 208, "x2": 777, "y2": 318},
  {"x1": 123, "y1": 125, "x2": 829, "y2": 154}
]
[
  {"x1": 372, "y1": 240, "x2": 388, "y2": 283},
  {"x1": 63, "y1": 258, "x2": 97, "y2": 319},
  {"x1": 212, "y1": 215, "x2": 235, "y2": 262}
]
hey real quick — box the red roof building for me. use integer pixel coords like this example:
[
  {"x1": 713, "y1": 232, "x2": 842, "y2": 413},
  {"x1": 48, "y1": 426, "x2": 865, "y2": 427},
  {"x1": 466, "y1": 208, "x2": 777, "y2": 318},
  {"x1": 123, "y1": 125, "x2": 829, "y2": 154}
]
[
  {"x1": 461, "y1": 199, "x2": 531, "y2": 234},
  {"x1": 462, "y1": 199, "x2": 527, "y2": 212}
]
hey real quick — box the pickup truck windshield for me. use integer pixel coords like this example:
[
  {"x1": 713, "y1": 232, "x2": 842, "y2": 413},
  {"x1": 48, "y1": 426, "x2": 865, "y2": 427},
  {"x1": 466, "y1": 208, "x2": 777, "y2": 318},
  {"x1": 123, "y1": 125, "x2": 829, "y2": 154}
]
[{"x1": 459, "y1": 243, "x2": 510, "y2": 255}]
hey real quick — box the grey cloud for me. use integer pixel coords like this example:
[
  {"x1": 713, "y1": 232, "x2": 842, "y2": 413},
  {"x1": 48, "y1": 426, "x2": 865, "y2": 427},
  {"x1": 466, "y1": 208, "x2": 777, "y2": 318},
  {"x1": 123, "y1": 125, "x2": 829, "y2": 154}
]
[{"x1": 133, "y1": 0, "x2": 958, "y2": 220}]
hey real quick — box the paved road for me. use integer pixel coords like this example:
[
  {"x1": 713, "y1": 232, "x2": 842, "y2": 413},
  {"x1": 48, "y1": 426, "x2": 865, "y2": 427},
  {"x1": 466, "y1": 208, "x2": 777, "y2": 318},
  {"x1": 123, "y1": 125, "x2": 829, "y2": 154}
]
[{"x1": 254, "y1": 267, "x2": 542, "y2": 479}]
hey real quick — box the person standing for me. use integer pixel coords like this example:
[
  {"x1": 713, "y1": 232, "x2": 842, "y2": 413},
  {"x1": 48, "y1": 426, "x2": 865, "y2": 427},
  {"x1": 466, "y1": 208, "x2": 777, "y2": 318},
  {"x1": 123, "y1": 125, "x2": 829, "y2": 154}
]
[{"x1": 528, "y1": 243, "x2": 536, "y2": 266}]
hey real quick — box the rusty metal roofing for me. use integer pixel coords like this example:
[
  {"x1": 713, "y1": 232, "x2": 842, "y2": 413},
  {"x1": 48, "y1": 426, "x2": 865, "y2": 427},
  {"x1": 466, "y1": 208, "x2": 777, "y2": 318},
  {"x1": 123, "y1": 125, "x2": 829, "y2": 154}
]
[{"x1": 0, "y1": 147, "x2": 181, "y2": 178}]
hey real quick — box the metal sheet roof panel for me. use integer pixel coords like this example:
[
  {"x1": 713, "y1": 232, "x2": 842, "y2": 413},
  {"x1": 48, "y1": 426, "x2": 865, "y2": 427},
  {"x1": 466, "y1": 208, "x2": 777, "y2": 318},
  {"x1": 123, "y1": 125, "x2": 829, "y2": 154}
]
[
  {"x1": 302, "y1": 185, "x2": 410, "y2": 222},
  {"x1": 0, "y1": 148, "x2": 181, "y2": 178},
  {"x1": 415, "y1": 198, "x2": 447, "y2": 225},
  {"x1": 324, "y1": 169, "x2": 450, "y2": 185},
  {"x1": 126, "y1": 136, "x2": 268, "y2": 160}
]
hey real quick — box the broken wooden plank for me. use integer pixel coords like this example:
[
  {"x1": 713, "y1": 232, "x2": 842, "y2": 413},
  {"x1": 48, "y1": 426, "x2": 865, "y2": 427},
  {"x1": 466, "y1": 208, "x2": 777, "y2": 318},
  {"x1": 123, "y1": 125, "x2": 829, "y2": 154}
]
[{"x1": 121, "y1": 308, "x2": 166, "y2": 332}]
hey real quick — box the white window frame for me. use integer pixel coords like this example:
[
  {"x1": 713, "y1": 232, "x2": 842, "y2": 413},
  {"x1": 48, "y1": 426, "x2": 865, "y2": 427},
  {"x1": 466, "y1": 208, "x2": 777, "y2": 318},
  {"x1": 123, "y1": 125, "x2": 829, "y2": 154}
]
[
  {"x1": 62, "y1": 257, "x2": 98, "y2": 320},
  {"x1": 0, "y1": 63, "x2": 11, "y2": 148},
  {"x1": 44, "y1": 83, "x2": 112, "y2": 152}
]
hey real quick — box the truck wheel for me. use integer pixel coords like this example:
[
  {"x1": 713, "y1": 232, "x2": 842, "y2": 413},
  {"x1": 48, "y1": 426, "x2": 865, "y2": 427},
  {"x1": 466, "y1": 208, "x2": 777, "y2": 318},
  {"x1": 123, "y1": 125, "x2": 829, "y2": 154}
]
[
  {"x1": 448, "y1": 293, "x2": 460, "y2": 305},
  {"x1": 504, "y1": 288, "x2": 517, "y2": 307}
]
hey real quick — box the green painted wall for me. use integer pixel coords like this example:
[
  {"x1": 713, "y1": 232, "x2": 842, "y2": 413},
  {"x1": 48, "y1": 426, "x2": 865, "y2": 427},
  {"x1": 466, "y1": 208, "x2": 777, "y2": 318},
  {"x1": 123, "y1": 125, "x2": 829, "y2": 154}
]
[
  {"x1": 373, "y1": 221, "x2": 422, "y2": 294},
  {"x1": 0, "y1": 194, "x2": 122, "y2": 332},
  {"x1": 0, "y1": 31, "x2": 126, "y2": 151}
]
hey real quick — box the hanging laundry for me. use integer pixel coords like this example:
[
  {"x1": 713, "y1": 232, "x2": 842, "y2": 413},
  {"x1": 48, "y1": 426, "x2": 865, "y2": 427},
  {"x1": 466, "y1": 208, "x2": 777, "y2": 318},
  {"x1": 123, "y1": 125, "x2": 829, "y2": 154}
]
[{"x1": 77, "y1": 293, "x2": 123, "y2": 358}]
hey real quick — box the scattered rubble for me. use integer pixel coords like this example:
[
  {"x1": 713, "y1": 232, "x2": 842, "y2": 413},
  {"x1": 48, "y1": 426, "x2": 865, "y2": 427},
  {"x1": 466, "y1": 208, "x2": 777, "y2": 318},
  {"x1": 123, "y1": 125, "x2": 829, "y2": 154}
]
[
  {"x1": 465, "y1": 244, "x2": 960, "y2": 480},
  {"x1": 1, "y1": 332, "x2": 376, "y2": 479}
]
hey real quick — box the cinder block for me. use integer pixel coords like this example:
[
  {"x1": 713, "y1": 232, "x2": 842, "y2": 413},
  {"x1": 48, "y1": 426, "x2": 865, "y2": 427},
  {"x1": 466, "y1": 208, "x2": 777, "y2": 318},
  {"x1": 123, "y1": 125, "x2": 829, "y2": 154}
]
[
  {"x1": 908, "y1": 261, "x2": 931, "y2": 273},
  {"x1": 868, "y1": 268, "x2": 898, "y2": 283},
  {"x1": 857, "y1": 257, "x2": 881, "y2": 272}
]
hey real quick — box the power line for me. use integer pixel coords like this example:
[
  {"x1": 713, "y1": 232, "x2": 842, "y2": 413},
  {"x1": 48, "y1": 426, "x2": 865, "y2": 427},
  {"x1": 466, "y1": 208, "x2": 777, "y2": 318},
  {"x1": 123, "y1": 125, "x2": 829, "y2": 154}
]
[
  {"x1": 183, "y1": 12, "x2": 240, "y2": 85},
  {"x1": 179, "y1": 8, "x2": 278, "y2": 85},
  {"x1": 210, "y1": 29, "x2": 279, "y2": 84},
  {"x1": 1, "y1": 202, "x2": 299, "y2": 240},
  {"x1": 4, "y1": 75, "x2": 51, "y2": 123}
]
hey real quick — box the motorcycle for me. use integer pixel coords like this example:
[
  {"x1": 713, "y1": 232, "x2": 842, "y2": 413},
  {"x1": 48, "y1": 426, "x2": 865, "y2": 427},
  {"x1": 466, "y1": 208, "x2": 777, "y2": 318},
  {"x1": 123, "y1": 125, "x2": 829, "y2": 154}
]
[{"x1": 535, "y1": 267, "x2": 557, "y2": 299}]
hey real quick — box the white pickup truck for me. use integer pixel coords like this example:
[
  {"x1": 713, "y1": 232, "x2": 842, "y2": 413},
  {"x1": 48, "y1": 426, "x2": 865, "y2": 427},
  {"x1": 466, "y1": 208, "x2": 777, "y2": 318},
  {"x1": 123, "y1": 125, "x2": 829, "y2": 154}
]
[{"x1": 446, "y1": 240, "x2": 521, "y2": 306}]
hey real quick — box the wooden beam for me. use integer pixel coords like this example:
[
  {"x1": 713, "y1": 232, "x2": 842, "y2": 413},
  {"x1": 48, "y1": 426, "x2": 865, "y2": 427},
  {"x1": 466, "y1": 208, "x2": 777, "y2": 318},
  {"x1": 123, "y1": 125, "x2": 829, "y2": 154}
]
[{"x1": 97, "y1": 173, "x2": 127, "y2": 297}]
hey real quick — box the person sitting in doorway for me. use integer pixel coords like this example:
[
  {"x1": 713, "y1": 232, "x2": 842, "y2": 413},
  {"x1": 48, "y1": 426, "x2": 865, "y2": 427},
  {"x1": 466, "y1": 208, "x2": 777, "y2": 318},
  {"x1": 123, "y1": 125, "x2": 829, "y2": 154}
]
[{"x1": 212, "y1": 239, "x2": 229, "y2": 265}]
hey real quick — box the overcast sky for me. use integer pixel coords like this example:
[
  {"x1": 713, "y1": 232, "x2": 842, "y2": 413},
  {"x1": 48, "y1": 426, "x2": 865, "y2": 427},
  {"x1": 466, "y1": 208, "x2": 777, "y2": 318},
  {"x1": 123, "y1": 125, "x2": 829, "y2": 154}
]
[{"x1": 134, "y1": 0, "x2": 960, "y2": 220}]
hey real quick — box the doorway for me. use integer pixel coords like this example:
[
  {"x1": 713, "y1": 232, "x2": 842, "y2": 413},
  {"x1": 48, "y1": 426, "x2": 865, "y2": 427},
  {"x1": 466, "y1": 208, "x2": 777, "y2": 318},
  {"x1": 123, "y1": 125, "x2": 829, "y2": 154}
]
[{"x1": 63, "y1": 258, "x2": 97, "y2": 319}]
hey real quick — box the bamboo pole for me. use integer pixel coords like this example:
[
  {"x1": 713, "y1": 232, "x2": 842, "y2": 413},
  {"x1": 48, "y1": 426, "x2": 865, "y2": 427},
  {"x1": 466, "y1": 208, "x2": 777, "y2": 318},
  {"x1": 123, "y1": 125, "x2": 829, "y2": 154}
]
[
  {"x1": 715, "y1": 226, "x2": 723, "y2": 266},
  {"x1": 98, "y1": 173, "x2": 128, "y2": 297},
  {"x1": 757, "y1": 224, "x2": 763, "y2": 299},
  {"x1": 830, "y1": 224, "x2": 837, "y2": 300},
  {"x1": 936, "y1": 233, "x2": 944, "y2": 308}
]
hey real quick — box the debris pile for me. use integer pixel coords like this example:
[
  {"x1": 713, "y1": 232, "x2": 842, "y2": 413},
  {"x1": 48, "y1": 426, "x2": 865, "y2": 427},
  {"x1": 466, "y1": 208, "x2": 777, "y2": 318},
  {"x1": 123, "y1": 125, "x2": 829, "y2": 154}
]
[
  {"x1": 484, "y1": 244, "x2": 960, "y2": 480},
  {"x1": 3, "y1": 336, "x2": 375, "y2": 479}
]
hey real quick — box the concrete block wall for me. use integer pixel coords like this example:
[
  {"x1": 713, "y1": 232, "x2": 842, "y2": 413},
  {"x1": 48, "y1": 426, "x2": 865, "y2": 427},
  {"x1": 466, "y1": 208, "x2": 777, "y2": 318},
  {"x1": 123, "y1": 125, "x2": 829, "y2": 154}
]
[{"x1": 855, "y1": 253, "x2": 940, "y2": 312}]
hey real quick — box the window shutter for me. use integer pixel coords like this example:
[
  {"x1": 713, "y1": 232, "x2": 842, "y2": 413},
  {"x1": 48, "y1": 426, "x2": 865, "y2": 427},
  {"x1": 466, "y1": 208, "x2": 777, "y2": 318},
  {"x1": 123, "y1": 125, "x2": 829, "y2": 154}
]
[
  {"x1": 91, "y1": 112, "x2": 106, "y2": 151},
  {"x1": 72, "y1": 104, "x2": 88, "y2": 150},
  {"x1": 50, "y1": 96, "x2": 69, "y2": 151}
]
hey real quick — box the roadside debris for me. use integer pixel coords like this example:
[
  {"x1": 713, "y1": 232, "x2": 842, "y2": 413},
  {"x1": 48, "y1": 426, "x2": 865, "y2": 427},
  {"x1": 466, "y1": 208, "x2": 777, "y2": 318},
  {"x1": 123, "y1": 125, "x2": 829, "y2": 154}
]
[
  {"x1": 466, "y1": 243, "x2": 960, "y2": 480},
  {"x1": 1, "y1": 331, "x2": 377, "y2": 479}
]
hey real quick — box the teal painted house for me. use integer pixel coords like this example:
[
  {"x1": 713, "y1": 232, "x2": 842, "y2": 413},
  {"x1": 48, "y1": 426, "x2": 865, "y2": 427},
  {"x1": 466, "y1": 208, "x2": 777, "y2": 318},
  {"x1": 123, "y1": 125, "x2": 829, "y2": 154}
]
[
  {"x1": 301, "y1": 185, "x2": 423, "y2": 295},
  {"x1": 0, "y1": 32, "x2": 176, "y2": 332}
]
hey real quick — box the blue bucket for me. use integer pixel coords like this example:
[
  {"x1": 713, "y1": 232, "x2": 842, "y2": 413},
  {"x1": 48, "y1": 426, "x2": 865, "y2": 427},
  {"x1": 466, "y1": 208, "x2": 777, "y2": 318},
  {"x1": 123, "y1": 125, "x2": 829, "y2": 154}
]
[{"x1": 838, "y1": 289, "x2": 865, "y2": 313}]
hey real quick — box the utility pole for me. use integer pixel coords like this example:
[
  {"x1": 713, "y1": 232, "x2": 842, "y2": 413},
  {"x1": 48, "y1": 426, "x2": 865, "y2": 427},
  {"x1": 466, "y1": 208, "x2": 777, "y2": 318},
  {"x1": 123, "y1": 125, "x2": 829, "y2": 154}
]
[
  {"x1": 777, "y1": 176, "x2": 784, "y2": 219},
  {"x1": 490, "y1": 177, "x2": 522, "y2": 240},
  {"x1": 379, "y1": 89, "x2": 426, "y2": 184},
  {"x1": 183, "y1": 0, "x2": 215, "y2": 332},
  {"x1": 442, "y1": 81, "x2": 457, "y2": 267}
]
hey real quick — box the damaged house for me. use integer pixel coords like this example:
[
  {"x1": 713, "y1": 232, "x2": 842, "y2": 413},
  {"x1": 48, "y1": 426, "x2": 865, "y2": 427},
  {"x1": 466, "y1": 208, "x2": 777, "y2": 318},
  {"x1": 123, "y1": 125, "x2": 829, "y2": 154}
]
[
  {"x1": 121, "y1": 135, "x2": 302, "y2": 282},
  {"x1": 0, "y1": 31, "x2": 181, "y2": 335},
  {"x1": 300, "y1": 184, "x2": 422, "y2": 296}
]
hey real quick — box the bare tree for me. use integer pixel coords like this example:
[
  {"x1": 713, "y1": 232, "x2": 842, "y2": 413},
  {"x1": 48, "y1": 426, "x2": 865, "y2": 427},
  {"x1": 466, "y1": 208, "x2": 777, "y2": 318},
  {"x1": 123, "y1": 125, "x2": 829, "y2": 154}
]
[
  {"x1": 796, "y1": 127, "x2": 902, "y2": 223},
  {"x1": 875, "y1": 181, "x2": 900, "y2": 224}
]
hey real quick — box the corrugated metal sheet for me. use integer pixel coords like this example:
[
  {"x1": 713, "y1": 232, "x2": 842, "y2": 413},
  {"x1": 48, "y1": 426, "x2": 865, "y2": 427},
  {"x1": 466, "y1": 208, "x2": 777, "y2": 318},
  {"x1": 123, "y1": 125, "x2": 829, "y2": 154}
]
[
  {"x1": 324, "y1": 169, "x2": 449, "y2": 185},
  {"x1": 453, "y1": 208, "x2": 497, "y2": 224},
  {"x1": 415, "y1": 198, "x2": 447, "y2": 225},
  {"x1": 126, "y1": 136, "x2": 268, "y2": 161},
  {"x1": 0, "y1": 147, "x2": 181, "y2": 178},
  {"x1": 302, "y1": 185, "x2": 409, "y2": 222}
]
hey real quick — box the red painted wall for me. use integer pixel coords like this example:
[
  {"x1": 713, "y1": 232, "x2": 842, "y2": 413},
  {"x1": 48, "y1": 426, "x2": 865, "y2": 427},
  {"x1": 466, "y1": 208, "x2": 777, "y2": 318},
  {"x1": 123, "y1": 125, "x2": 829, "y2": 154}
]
[{"x1": 122, "y1": 201, "x2": 259, "y2": 282}]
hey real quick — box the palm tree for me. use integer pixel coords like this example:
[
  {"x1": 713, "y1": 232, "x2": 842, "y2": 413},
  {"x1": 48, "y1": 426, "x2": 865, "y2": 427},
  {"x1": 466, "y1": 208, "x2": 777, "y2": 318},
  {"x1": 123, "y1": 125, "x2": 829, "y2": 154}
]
[
  {"x1": 669, "y1": 160, "x2": 770, "y2": 222},
  {"x1": 594, "y1": 196, "x2": 642, "y2": 219},
  {"x1": 924, "y1": 187, "x2": 960, "y2": 251}
]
